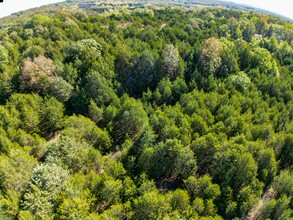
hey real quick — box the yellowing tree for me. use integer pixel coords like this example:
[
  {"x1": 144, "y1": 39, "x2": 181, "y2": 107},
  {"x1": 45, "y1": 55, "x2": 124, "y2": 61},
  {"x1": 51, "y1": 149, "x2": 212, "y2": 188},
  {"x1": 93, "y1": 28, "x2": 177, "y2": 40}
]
[
  {"x1": 199, "y1": 38, "x2": 222, "y2": 76},
  {"x1": 162, "y1": 44, "x2": 180, "y2": 79}
]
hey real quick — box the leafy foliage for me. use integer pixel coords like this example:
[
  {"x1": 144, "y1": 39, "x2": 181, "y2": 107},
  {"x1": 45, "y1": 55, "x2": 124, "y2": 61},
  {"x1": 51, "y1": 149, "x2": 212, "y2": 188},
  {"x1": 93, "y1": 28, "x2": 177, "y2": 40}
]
[{"x1": 0, "y1": 3, "x2": 292, "y2": 219}]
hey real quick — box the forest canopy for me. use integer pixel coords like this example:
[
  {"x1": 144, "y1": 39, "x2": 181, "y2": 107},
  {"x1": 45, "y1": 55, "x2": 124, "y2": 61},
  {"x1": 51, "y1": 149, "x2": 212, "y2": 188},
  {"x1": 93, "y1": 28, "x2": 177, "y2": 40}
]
[{"x1": 0, "y1": 3, "x2": 292, "y2": 219}]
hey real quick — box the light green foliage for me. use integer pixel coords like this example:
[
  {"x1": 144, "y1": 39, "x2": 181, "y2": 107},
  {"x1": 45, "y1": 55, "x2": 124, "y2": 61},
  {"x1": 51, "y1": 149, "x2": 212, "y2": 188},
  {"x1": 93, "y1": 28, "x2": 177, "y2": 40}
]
[
  {"x1": 169, "y1": 189, "x2": 190, "y2": 214},
  {"x1": 192, "y1": 197, "x2": 205, "y2": 215},
  {"x1": 21, "y1": 163, "x2": 70, "y2": 218},
  {"x1": 29, "y1": 14, "x2": 53, "y2": 27},
  {"x1": 272, "y1": 170, "x2": 293, "y2": 198},
  {"x1": 6, "y1": 93, "x2": 43, "y2": 134},
  {"x1": 122, "y1": 176, "x2": 137, "y2": 202},
  {"x1": 27, "y1": 163, "x2": 70, "y2": 197},
  {"x1": 133, "y1": 191, "x2": 172, "y2": 219},
  {"x1": 102, "y1": 156, "x2": 126, "y2": 178},
  {"x1": 100, "y1": 203, "x2": 127, "y2": 220},
  {"x1": 150, "y1": 104, "x2": 191, "y2": 145},
  {"x1": 100, "y1": 178, "x2": 123, "y2": 205},
  {"x1": 56, "y1": 171, "x2": 99, "y2": 220},
  {"x1": 154, "y1": 78, "x2": 172, "y2": 104},
  {"x1": 276, "y1": 41, "x2": 292, "y2": 65},
  {"x1": 250, "y1": 47, "x2": 280, "y2": 77},
  {"x1": 0, "y1": 149, "x2": 37, "y2": 219},
  {"x1": 65, "y1": 39, "x2": 102, "y2": 73},
  {"x1": 272, "y1": 195, "x2": 292, "y2": 220},
  {"x1": 0, "y1": 149, "x2": 37, "y2": 194},
  {"x1": 230, "y1": 71, "x2": 251, "y2": 91},
  {"x1": 18, "y1": 210, "x2": 35, "y2": 220},
  {"x1": 257, "y1": 198, "x2": 277, "y2": 220},
  {"x1": 219, "y1": 24, "x2": 231, "y2": 38},
  {"x1": 0, "y1": 45, "x2": 9, "y2": 69},
  {"x1": 57, "y1": 197, "x2": 91, "y2": 220},
  {"x1": 59, "y1": 63, "x2": 78, "y2": 85},
  {"x1": 63, "y1": 115, "x2": 111, "y2": 151},
  {"x1": 136, "y1": 174, "x2": 157, "y2": 196},
  {"x1": 45, "y1": 135, "x2": 92, "y2": 172},
  {"x1": 237, "y1": 183, "x2": 262, "y2": 216},
  {"x1": 218, "y1": 38, "x2": 239, "y2": 77}
]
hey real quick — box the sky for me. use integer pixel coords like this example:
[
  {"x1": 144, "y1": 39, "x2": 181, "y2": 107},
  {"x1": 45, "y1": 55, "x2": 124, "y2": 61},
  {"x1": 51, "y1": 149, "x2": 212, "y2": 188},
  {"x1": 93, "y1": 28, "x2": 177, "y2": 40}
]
[
  {"x1": 0, "y1": 0, "x2": 292, "y2": 19},
  {"x1": 225, "y1": 0, "x2": 293, "y2": 20},
  {"x1": 0, "y1": 0, "x2": 64, "y2": 18}
]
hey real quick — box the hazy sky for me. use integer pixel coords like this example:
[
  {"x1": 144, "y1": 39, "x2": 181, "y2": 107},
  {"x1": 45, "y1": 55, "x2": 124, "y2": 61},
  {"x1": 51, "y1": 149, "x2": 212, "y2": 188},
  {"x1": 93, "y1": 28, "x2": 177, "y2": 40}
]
[
  {"x1": 0, "y1": 0, "x2": 64, "y2": 18},
  {"x1": 226, "y1": 0, "x2": 293, "y2": 19},
  {"x1": 0, "y1": 0, "x2": 292, "y2": 19}
]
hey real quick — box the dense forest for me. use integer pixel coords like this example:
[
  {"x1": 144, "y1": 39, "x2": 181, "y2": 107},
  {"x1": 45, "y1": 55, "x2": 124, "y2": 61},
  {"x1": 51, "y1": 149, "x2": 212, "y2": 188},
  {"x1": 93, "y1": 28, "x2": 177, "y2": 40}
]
[{"x1": 0, "y1": 2, "x2": 292, "y2": 219}]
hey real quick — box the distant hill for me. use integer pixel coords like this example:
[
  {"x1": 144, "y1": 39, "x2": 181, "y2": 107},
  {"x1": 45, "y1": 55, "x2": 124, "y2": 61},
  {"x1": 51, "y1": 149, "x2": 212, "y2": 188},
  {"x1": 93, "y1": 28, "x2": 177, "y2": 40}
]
[
  {"x1": 68, "y1": 0, "x2": 293, "y2": 22},
  {"x1": 1, "y1": 0, "x2": 292, "y2": 23}
]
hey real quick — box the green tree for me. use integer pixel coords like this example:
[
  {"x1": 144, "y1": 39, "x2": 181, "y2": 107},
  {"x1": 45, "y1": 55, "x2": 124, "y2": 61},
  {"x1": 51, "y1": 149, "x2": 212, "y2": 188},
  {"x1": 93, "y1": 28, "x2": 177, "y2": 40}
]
[
  {"x1": 132, "y1": 50, "x2": 157, "y2": 95},
  {"x1": 133, "y1": 190, "x2": 171, "y2": 220},
  {"x1": 279, "y1": 134, "x2": 293, "y2": 169},
  {"x1": 191, "y1": 133, "x2": 220, "y2": 174},
  {"x1": 169, "y1": 189, "x2": 190, "y2": 214},
  {"x1": 250, "y1": 47, "x2": 280, "y2": 77},
  {"x1": 85, "y1": 70, "x2": 118, "y2": 107},
  {"x1": 63, "y1": 115, "x2": 111, "y2": 151},
  {"x1": 185, "y1": 175, "x2": 220, "y2": 201},
  {"x1": 6, "y1": 93, "x2": 43, "y2": 134},
  {"x1": 257, "y1": 148, "x2": 277, "y2": 185},
  {"x1": 229, "y1": 71, "x2": 251, "y2": 92},
  {"x1": 0, "y1": 45, "x2": 9, "y2": 71},
  {"x1": 45, "y1": 135, "x2": 92, "y2": 172},
  {"x1": 113, "y1": 97, "x2": 148, "y2": 144},
  {"x1": 139, "y1": 139, "x2": 197, "y2": 181},
  {"x1": 0, "y1": 149, "x2": 38, "y2": 219},
  {"x1": 40, "y1": 96, "x2": 64, "y2": 136},
  {"x1": 212, "y1": 147, "x2": 258, "y2": 193},
  {"x1": 65, "y1": 39, "x2": 102, "y2": 73},
  {"x1": 272, "y1": 196, "x2": 292, "y2": 220},
  {"x1": 49, "y1": 76, "x2": 73, "y2": 102},
  {"x1": 239, "y1": 20, "x2": 256, "y2": 42}
]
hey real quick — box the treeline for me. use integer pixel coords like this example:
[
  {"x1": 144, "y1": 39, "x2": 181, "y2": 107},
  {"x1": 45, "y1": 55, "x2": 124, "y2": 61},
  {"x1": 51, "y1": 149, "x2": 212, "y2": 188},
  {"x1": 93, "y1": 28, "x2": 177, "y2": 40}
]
[{"x1": 0, "y1": 6, "x2": 292, "y2": 220}]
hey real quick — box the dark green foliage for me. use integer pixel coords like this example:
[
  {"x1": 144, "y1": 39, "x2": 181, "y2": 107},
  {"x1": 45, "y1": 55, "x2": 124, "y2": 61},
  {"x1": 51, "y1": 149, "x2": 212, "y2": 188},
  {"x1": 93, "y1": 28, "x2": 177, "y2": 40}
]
[
  {"x1": 0, "y1": 4, "x2": 292, "y2": 220},
  {"x1": 139, "y1": 139, "x2": 197, "y2": 181},
  {"x1": 113, "y1": 96, "x2": 148, "y2": 144},
  {"x1": 85, "y1": 70, "x2": 118, "y2": 107},
  {"x1": 48, "y1": 76, "x2": 73, "y2": 102}
]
